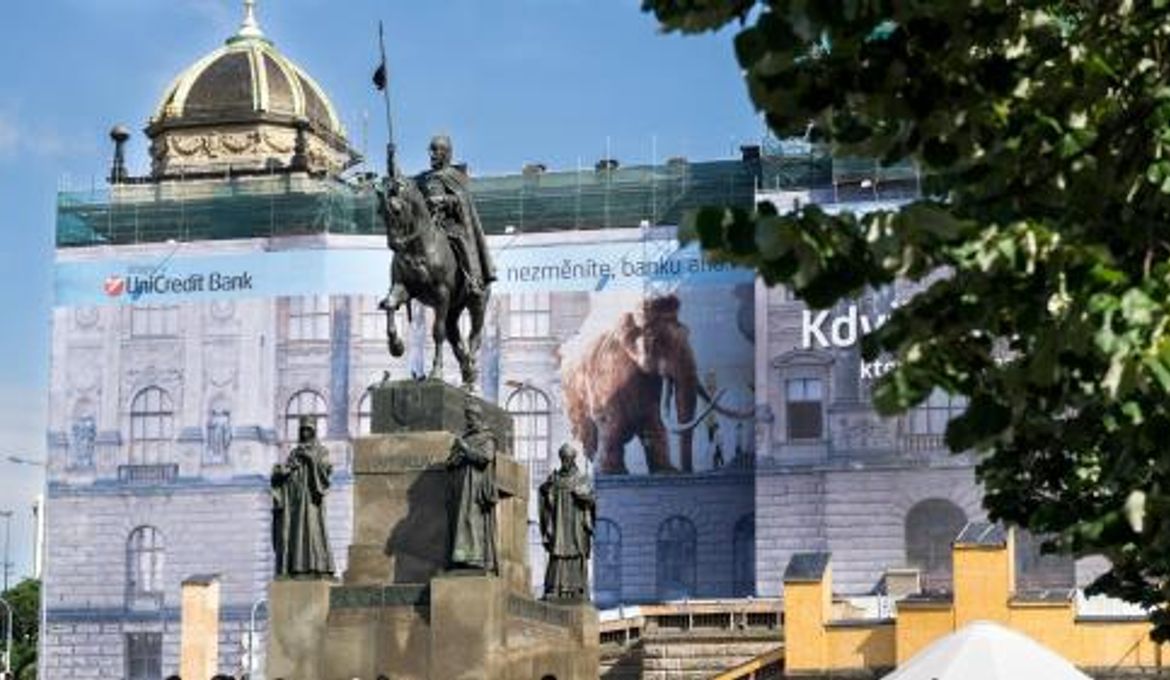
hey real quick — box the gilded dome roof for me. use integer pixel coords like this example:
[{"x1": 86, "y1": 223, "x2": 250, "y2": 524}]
[
  {"x1": 149, "y1": 24, "x2": 343, "y2": 138},
  {"x1": 145, "y1": 1, "x2": 355, "y2": 177}
]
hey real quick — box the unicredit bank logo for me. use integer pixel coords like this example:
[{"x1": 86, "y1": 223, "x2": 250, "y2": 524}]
[
  {"x1": 104, "y1": 276, "x2": 126, "y2": 297},
  {"x1": 102, "y1": 267, "x2": 252, "y2": 300}
]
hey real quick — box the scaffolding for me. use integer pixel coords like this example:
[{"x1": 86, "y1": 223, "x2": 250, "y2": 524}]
[
  {"x1": 59, "y1": 152, "x2": 842, "y2": 248},
  {"x1": 56, "y1": 151, "x2": 913, "y2": 249}
]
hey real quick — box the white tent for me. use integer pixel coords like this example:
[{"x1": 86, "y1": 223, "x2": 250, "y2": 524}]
[{"x1": 883, "y1": 620, "x2": 1092, "y2": 680}]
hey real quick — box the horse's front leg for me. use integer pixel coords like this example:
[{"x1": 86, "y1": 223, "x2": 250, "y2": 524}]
[
  {"x1": 379, "y1": 282, "x2": 409, "y2": 357},
  {"x1": 429, "y1": 292, "x2": 450, "y2": 380},
  {"x1": 459, "y1": 291, "x2": 489, "y2": 389},
  {"x1": 466, "y1": 290, "x2": 489, "y2": 358}
]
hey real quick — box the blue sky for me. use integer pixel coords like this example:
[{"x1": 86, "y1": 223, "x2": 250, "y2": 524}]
[{"x1": 0, "y1": 0, "x2": 760, "y2": 580}]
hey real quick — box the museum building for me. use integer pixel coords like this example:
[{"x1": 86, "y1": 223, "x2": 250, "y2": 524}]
[{"x1": 42, "y1": 4, "x2": 1089, "y2": 678}]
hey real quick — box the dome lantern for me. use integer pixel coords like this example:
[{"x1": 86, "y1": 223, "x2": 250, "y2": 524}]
[{"x1": 233, "y1": 0, "x2": 265, "y2": 42}]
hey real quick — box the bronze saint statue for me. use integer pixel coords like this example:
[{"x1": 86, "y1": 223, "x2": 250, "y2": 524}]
[
  {"x1": 539, "y1": 444, "x2": 596, "y2": 601},
  {"x1": 271, "y1": 416, "x2": 335, "y2": 578},
  {"x1": 445, "y1": 401, "x2": 499, "y2": 571},
  {"x1": 376, "y1": 134, "x2": 492, "y2": 390}
]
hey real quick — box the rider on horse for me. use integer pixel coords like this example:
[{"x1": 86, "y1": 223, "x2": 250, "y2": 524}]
[
  {"x1": 376, "y1": 135, "x2": 493, "y2": 389},
  {"x1": 417, "y1": 135, "x2": 496, "y2": 297}
]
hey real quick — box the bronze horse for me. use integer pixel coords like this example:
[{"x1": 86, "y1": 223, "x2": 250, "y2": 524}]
[{"x1": 376, "y1": 176, "x2": 488, "y2": 389}]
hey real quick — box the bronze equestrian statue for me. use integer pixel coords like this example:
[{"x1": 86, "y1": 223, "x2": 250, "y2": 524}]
[{"x1": 376, "y1": 136, "x2": 494, "y2": 390}]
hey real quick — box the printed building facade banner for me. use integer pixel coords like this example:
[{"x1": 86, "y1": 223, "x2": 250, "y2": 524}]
[{"x1": 46, "y1": 225, "x2": 759, "y2": 618}]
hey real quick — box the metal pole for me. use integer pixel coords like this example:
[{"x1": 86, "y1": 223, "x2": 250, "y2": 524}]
[
  {"x1": 248, "y1": 598, "x2": 266, "y2": 678},
  {"x1": 0, "y1": 596, "x2": 11, "y2": 677},
  {"x1": 0, "y1": 511, "x2": 12, "y2": 593},
  {"x1": 377, "y1": 21, "x2": 396, "y2": 177},
  {"x1": 30, "y1": 499, "x2": 40, "y2": 580}
]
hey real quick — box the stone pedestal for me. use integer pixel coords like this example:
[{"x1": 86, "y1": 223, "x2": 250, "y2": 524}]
[
  {"x1": 346, "y1": 381, "x2": 529, "y2": 594},
  {"x1": 370, "y1": 379, "x2": 513, "y2": 445},
  {"x1": 266, "y1": 579, "x2": 331, "y2": 680},
  {"x1": 268, "y1": 381, "x2": 599, "y2": 679}
]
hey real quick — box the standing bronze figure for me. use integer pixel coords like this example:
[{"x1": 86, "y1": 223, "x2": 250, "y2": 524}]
[
  {"x1": 271, "y1": 416, "x2": 335, "y2": 578},
  {"x1": 539, "y1": 444, "x2": 596, "y2": 601},
  {"x1": 445, "y1": 402, "x2": 499, "y2": 571},
  {"x1": 377, "y1": 135, "x2": 494, "y2": 390}
]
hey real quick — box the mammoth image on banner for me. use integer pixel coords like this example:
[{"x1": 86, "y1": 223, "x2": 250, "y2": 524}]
[{"x1": 558, "y1": 284, "x2": 756, "y2": 476}]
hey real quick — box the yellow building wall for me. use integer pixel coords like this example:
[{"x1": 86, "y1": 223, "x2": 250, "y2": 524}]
[
  {"x1": 895, "y1": 604, "x2": 953, "y2": 664},
  {"x1": 783, "y1": 532, "x2": 1169, "y2": 675},
  {"x1": 952, "y1": 544, "x2": 1013, "y2": 627},
  {"x1": 784, "y1": 576, "x2": 830, "y2": 672},
  {"x1": 826, "y1": 623, "x2": 896, "y2": 669},
  {"x1": 1008, "y1": 603, "x2": 1076, "y2": 657},
  {"x1": 1073, "y1": 621, "x2": 1163, "y2": 668}
]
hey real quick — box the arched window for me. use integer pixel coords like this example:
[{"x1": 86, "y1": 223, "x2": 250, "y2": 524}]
[
  {"x1": 732, "y1": 514, "x2": 755, "y2": 597},
  {"x1": 356, "y1": 390, "x2": 373, "y2": 436},
  {"x1": 286, "y1": 390, "x2": 328, "y2": 441},
  {"x1": 1015, "y1": 529, "x2": 1075, "y2": 591},
  {"x1": 657, "y1": 516, "x2": 697, "y2": 600},
  {"x1": 129, "y1": 387, "x2": 174, "y2": 465},
  {"x1": 593, "y1": 519, "x2": 622, "y2": 607},
  {"x1": 506, "y1": 387, "x2": 552, "y2": 480},
  {"x1": 905, "y1": 499, "x2": 968, "y2": 590},
  {"x1": 126, "y1": 526, "x2": 164, "y2": 610}
]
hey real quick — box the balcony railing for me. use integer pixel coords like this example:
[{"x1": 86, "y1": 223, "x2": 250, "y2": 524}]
[
  {"x1": 901, "y1": 433, "x2": 946, "y2": 453},
  {"x1": 118, "y1": 464, "x2": 179, "y2": 485}
]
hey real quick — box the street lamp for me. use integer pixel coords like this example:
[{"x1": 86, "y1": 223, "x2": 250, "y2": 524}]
[
  {"x1": 0, "y1": 596, "x2": 11, "y2": 678},
  {"x1": 247, "y1": 598, "x2": 267, "y2": 678},
  {"x1": 0, "y1": 512, "x2": 11, "y2": 593}
]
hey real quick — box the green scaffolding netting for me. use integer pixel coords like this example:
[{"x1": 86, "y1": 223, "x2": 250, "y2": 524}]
[{"x1": 56, "y1": 152, "x2": 915, "y2": 248}]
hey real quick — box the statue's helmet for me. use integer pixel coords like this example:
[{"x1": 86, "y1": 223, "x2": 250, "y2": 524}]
[
  {"x1": 430, "y1": 134, "x2": 452, "y2": 153},
  {"x1": 429, "y1": 134, "x2": 453, "y2": 166},
  {"x1": 558, "y1": 443, "x2": 577, "y2": 466},
  {"x1": 464, "y1": 400, "x2": 483, "y2": 429},
  {"x1": 298, "y1": 415, "x2": 317, "y2": 440}
]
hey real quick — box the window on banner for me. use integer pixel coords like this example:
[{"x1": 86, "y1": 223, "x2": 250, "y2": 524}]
[
  {"x1": 288, "y1": 295, "x2": 331, "y2": 341},
  {"x1": 126, "y1": 526, "x2": 164, "y2": 610},
  {"x1": 356, "y1": 390, "x2": 373, "y2": 436},
  {"x1": 508, "y1": 292, "x2": 551, "y2": 339},
  {"x1": 129, "y1": 387, "x2": 174, "y2": 465},
  {"x1": 286, "y1": 390, "x2": 328, "y2": 441},
  {"x1": 506, "y1": 387, "x2": 552, "y2": 480},
  {"x1": 906, "y1": 390, "x2": 968, "y2": 435},
  {"x1": 125, "y1": 632, "x2": 162, "y2": 680},
  {"x1": 656, "y1": 516, "x2": 697, "y2": 600},
  {"x1": 359, "y1": 295, "x2": 389, "y2": 341},
  {"x1": 786, "y1": 378, "x2": 823, "y2": 441},
  {"x1": 594, "y1": 519, "x2": 622, "y2": 607},
  {"x1": 130, "y1": 304, "x2": 179, "y2": 337}
]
